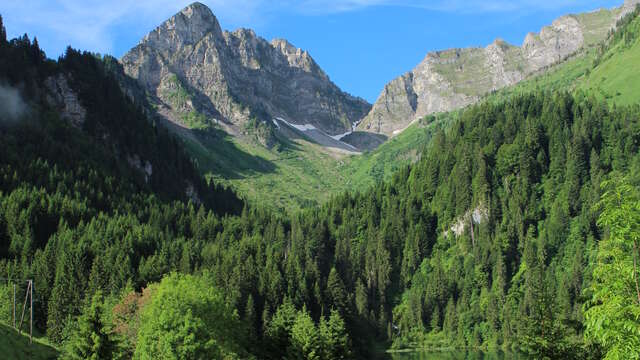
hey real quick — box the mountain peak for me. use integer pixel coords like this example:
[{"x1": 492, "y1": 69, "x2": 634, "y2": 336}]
[
  {"x1": 139, "y1": 1, "x2": 222, "y2": 48},
  {"x1": 182, "y1": 1, "x2": 210, "y2": 14},
  {"x1": 121, "y1": 1, "x2": 370, "y2": 146}
]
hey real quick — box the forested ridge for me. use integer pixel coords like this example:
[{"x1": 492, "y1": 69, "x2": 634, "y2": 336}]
[{"x1": 1, "y1": 9, "x2": 640, "y2": 360}]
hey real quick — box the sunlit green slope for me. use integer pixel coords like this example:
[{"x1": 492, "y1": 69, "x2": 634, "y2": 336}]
[{"x1": 0, "y1": 323, "x2": 59, "y2": 360}]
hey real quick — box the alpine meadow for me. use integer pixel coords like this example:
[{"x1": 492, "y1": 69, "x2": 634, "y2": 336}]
[{"x1": 0, "y1": 1, "x2": 640, "y2": 359}]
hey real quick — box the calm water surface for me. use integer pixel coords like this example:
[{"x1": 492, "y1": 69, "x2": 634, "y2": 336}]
[{"x1": 390, "y1": 350, "x2": 527, "y2": 360}]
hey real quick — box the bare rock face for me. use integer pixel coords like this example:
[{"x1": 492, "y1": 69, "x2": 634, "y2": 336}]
[
  {"x1": 359, "y1": 4, "x2": 628, "y2": 138},
  {"x1": 121, "y1": 2, "x2": 370, "y2": 139},
  {"x1": 44, "y1": 74, "x2": 86, "y2": 128}
]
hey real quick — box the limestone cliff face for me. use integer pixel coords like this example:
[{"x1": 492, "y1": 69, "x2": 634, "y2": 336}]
[
  {"x1": 121, "y1": 2, "x2": 370, "y2": 138},
  {"x1": 359, "y1": 4, "x2": 631, "y2": 137},
  {"x1": 44, "y1": 74, "x2": 86, "y2": 128}
]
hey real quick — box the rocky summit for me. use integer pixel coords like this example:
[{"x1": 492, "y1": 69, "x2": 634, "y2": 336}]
[
  {"x1": 120, "y1": 2, "x2": 370, "y2": 144},
  {"x1": 358, "y1": 1, "x2": 640, "y2": 138}
]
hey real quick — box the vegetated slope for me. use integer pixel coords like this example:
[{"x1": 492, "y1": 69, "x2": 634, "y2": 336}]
[
  {"x1": 0, "y1": 36, "x2": 242, "y2": 216},
  {"x1": 579, "y1": 6, "x2": 640, "y2": 104},
  {"x1": 340, "y1": 5, "x2": 640, "y2": 195},
  {"x1": 357, "y1": 0, "x2": 638, "y2": 139},
  {"x1": 0, "y1": 323, "x2": 58, "y2": 360},
  {"x1": 189, "y1": 128, "x2": 356, "y2": 211},
  {"x1": 489, "y1": 4, "x2": 640, "y2": 103},
  {"x1": 342, "y1": 112, "x2": 455, "y2": 191},
  {"x1": 0, "y1": 19, "x2": 359, "y2": 359}
]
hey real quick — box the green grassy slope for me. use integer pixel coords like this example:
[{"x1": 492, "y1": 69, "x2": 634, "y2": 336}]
[
  {"x1": 491, "y1": 8, "x2": 640, "y2": 103},
  {"x1": 173, "y1": 113, "x2": 454, "y2": 210},
  {"x1": 182, "y1": 128, "x2": 351, "y2": 211},
  {"x1": 0, "y1": 323, "x2": 59, "y2": 360},
  {"x1": 580, "y1": 16, "x2": 640, "y2": 105}
]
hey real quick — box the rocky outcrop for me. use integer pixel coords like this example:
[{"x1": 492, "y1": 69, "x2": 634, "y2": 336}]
[
  {"x1": 127, "y1": 154, "x2": 153, "y2": 183},
  {"x1": 44, "y1": 74, "x2": 86, "y2": 128},
  {"x1": 359, "y1": 4, "x2": 629, "y2": 138},
  {"x1": 443, "y1": 205, "x2": 489, "y2": 239},
  {"x1": 121, "y1": 2, "x2": 370, "y2": 140},
  {"x1": 621, "y1": 0, "x2": 640, "y2": 19}
]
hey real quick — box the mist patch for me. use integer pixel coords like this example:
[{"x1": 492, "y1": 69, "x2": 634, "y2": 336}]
[{"x1": 0, "y1": 84, "x2": 27, "y2": 123}]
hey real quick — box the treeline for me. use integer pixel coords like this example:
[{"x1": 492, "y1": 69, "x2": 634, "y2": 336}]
[{"x1": 1, "y1": 12, "x2": 640, "y2": 360}]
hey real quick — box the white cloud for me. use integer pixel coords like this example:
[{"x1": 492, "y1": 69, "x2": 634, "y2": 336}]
[
  {"x1": 0, "y1": 0, "x2": 621, "y2": 56},
  {"x1": 290, "y1": 0, "x2": 616, "y2": 14}
]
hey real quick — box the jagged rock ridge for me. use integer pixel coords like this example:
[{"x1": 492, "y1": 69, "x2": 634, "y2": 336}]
[
  {"x1": 121, "y1": 2, "x2": 370, "y2": 141},
  {"x1": 359, "y1": 1, "x2": 639, "y2": 137}
]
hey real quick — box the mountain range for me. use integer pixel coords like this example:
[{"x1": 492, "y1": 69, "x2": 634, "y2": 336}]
[
  {"x1": 358, "y1": 0, "x2": 640, "y2": 137},
  {"x1": 121, "y1": 0, "x2": 639, "y2": 152}
]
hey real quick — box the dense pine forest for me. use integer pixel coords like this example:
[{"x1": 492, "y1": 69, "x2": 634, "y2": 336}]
[{"x1": 1, "y1": 8, "x2": 640, "y2": 360}]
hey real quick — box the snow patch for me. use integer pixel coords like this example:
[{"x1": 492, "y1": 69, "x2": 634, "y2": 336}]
[
  {"x1": 274, "y1": 117, "x2": 360, "y2": 152},
  {"x1": 331, "y1": 131, "x2": 352, "y2": 141},
  {"x1": 275, "y1": 117, "x2": 316, "y2": 131},
  {"x1": 332, "y1": 118, "x2": 364, "y2": 139}
]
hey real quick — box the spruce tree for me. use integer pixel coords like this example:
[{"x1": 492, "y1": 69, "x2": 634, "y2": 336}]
[
  {"x1": 320, "y1": 310, "x2": 352, "y2": 360},
  {"x1": 326, "y1": 268, "x2": 348, "y2": 316},
  {"x1": 0, "y1": 15, "x2": 6, "y2": 43},
  {"x1": 64, "y1": 291, "x2": 119, "y2": 360},
  {"x1": 288, "y1": 308, "x2": 321, "y2": 360}
]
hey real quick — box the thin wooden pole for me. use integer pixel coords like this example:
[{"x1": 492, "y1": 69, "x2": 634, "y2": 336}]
[
  {"x1": 469, "y1": 215, "x2": 475, "y2": 248},
  {"x1": 13, "y1": 283, "x2": 16, "y2": 328},
  {"x1": 18, "y1": 280, "x2": 30, "y2": 334},
  {"x1": 30, "y1": 280, "x2": 33, "y2": 344}
]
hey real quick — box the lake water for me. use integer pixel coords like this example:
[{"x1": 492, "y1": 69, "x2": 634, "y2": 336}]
[{"x1": 389, "y1": 349, "x2": 527, "y2": 360}]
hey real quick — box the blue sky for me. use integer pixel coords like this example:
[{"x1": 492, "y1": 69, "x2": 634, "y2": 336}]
[{"x1": 0, "y1": 0, "x2": 624, "y2": 103}]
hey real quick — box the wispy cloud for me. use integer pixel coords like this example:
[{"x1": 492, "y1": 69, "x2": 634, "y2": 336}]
[
  {"x1": 0, "y1": 0, "x2": 621, "y2": 57},
  {"x1": 282, "y1": 0, "x2": 615, "y2": 14}
]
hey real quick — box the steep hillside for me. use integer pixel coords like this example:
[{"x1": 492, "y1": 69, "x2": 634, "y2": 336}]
[
  {"x1": 339, "y1": 3, "x2": 640, "y2": 195},
  {"x1": 0, "y1": 323, "x2": 58, "y2": 360},
  {"x1": 184, "y1": 128, "x2": 355, "y2": 210},
  {"x1": 489, "y1": 3, "x2": 640, "y2": 104},
  {"x1": 121, "y1": 2, "x2": 370, "y2": 142},
  {"x1": 579, "y1": 6, "x2": 640, "y2": 104},
  {"x1": 357, "y1": 0, "x2": 639, "y2": 139},
  {"x1": 0, "y1": 27, "x2": 243, "y2": 216},
  {"x1": 342, "y1": 112, "x2": 455, "y2": 190}
]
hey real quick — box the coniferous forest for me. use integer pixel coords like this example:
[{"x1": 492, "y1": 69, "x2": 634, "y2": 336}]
[{"x1": 1, "y1": 7, "x2": 640, "y2": 360}]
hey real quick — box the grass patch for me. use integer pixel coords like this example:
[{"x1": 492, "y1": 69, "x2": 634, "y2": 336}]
[
  {"x1": 0, "y1": 322, "x2": 59, "y2": 360},
  {"x1": 580, "y1": 32, "x2": 640, "y2": 105},
  {"x1": 183, "y1": 127, "x2": 350, "y2": 211}
]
